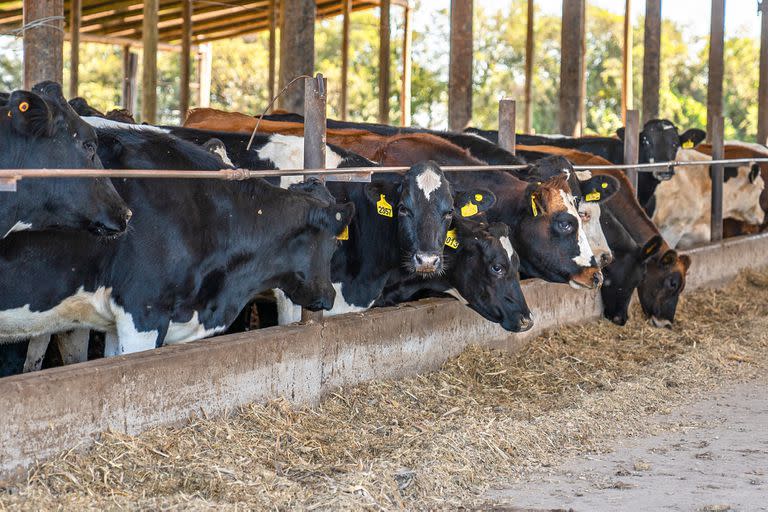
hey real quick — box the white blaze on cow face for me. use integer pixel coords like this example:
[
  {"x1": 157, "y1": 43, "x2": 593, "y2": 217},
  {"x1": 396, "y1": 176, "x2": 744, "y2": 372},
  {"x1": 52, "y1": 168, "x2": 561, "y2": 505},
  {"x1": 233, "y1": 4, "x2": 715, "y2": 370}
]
[
  {"x1": 558, "y1": 189, "x2": 595, "y2": 268},
  {"x1": 499, "y1": 235, "x2": 515, "y2": 261},
  {"x1": 3, "y1": 221, "x2": 32, "y2": 239},
  {"x1": 415, "y1": 167, "x2": 442, "y2": 200},
  {"x1": 579, "y1": 202, "x2": 612, "y2": 268}
]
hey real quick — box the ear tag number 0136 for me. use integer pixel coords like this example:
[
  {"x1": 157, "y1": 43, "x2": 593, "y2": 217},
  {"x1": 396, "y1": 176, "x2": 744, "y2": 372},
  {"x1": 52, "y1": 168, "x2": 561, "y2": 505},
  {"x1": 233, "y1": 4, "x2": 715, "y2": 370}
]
[
  {"x1": 444, "y1": 229, "x2": 459, "y2": 249},
  {"x1": 376, "y1": 194, "x2": 393, "y2": 218}
]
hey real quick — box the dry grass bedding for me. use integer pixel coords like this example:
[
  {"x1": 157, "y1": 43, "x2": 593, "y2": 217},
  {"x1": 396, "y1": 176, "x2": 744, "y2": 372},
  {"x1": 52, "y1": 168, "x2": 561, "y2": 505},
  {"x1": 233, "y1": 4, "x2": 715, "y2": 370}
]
[{"x1": 2, "y1": 269, "x2": 768, "y2": 511}]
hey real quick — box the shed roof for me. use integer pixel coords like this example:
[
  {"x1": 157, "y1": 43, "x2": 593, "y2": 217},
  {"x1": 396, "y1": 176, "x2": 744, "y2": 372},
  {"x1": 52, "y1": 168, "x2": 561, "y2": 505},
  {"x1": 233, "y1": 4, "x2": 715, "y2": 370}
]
[{"x1": 0, "y1": 0, "x2": 408, "y2": 46}]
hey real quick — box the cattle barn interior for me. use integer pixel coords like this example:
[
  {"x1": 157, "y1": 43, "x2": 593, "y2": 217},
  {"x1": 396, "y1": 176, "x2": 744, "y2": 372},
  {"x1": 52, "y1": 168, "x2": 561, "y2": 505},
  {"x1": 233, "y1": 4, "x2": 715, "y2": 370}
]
[{"x1": 2, "y1": 0, "x2": 768, "y2": 509}]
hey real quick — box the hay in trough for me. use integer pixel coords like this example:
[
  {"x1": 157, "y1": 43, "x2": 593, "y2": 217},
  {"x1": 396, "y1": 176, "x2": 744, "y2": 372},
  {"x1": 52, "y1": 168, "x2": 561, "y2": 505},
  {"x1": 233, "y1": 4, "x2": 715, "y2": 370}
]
[{"x1": 2, "y1": 269, "x2": 768, "y2": 510}]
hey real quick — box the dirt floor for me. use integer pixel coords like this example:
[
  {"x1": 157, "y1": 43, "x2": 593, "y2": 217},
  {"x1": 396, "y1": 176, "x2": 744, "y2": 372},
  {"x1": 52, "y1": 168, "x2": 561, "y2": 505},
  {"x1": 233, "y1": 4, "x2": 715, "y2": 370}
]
[{"x1": 1, "y1": 269, "x2": 768, "y2": 511}]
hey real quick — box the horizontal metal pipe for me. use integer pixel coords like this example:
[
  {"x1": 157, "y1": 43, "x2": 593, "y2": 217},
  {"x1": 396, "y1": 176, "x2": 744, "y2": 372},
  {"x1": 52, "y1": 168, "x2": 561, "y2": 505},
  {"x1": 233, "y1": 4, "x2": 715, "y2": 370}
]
[{"x1": 0, "y1": 157, "x2": 766, "y2": 181}]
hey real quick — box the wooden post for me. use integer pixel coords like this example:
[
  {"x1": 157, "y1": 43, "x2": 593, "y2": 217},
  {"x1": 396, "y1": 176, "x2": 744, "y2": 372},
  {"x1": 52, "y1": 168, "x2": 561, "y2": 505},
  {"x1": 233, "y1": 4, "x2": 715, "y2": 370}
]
[
  {"x1": 340, "y1": 0, "x2": 351, "y2": 120},
  {"x1": 268, "y1": 0, "x2": 277, "y2": 102},
  {"x1": 498, "y1": 99, "x2": 516, "y2": 155},
  {"x1": 758, "y1": 0, "x2": 768, "y2": 145},
  {"x1": 122, "y1": 45, "x2": 138, "y2": 114},
  {"x1": 523, "y1": 0, "x2": 534, "y2": 133},
  {"x1": 198, "y1": 43, "x2": 212, "y2": 107},
  {"x1": 69, "y1": 0, "x2": 81, "y2": 98},
  {"x1": 141, "y1": 0, "x2": 158, "y2": 124},
  {"x1": 22, "y1": 0, "x2": 64, "y2": 88},
  {"x1": 301, "y1": 74, "x2": 327, "y2": 324},
  {"x1": 448, "y1": 0, "x2": 473, "y2": 131},
  {"x1": 559, "y1": 0, "x2": 585, "y2": 136},
  {"x1": 378, "y1": 0, "x2": 391, "y2": 124},
  {"x1": 623, "y1": 109, "x2": 640, "y2": 195},
  {"x1": 621, "y1": 0, "x2": 633, "y2": 124},
  {"x1": 710, "y1": 114, "x2": 724, "y2": 242},
  {"x1": 400, "y1": 4, "x2": 412, "y2": 127},
  {"x1": 179, "y1": 0, "x2": 193, "y2": 122},
  {"x1": 279, "y1": 0, "x2": 315, "y2": 113},
  {"x1": 707, "y1": 0, "x2": 725, "y2": 143},
  {"x1": 641, "y1": 0, "x2": 661, "y2": 124}
]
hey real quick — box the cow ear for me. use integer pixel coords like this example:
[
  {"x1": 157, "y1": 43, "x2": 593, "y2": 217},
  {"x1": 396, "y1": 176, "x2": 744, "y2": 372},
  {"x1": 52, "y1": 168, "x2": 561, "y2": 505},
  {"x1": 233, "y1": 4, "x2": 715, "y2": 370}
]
[
  {"x1": 202, "y1": 138, "x2": 233, "y2": 167},
  {"x1": 363, "y1": 181, "x2": 398, "y2": 218},
  {"x1": 6, "y1": 91, "x2": 53, "y2": 137},
  {"x1": 679, "y1": 254, "x2": 692, "y2": 271},
  {"x1": 679, "y1": 128, "x2": 705, "y2": 148},
  {"x1": 309, "y1": 201, "x2": 355, "y2": 237},
  {"x1": 638, "y1": 235, "x2": 662, "y2": 262},
  {"x1": 579, "y1": 175, "x2": 619, "y2": 203},
  {"x1": 525, "y1": 183, "x2": 545, "y2": 217},
  {"x1": 454, "y1": 189, "x2": 496, "y2": 217},
  {"x1": 616, "y1": 127, "x2": 625, "y2": 141},
  {"x1": 749, "y1": 163, "x2": 761, "y2": 184}
]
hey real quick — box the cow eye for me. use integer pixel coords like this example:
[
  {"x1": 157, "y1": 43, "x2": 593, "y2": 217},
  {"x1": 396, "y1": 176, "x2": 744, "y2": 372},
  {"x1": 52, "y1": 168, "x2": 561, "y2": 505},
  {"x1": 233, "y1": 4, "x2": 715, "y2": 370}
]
[
  {"x1": 398, "y1": 204, "x2": 411, "y2": 217},
  {"x1": 490, "y1": 263, "x2": 505, "y2": 275},
  {"x1": 556, "y1": 219, "x2": 574, "y2": 234}
]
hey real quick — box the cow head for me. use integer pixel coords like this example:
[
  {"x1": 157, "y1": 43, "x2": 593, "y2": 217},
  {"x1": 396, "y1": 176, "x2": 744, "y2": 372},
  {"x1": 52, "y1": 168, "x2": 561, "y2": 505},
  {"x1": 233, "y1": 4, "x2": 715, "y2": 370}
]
[
  {"x1": 723, "y1": 163, "x2": 765, "y2": 227},
  {"x1": 512, "y1": 158, "x2": 602, "y2": 288},
  {"x1": 600, "y1": 208, "x2": 663, "y2": 325},
  {"x1": 637, "y1": 249, "x2": 692, "y2": 327},
  {"x1": 364, "y1": 161, "x2": 453, "y2": 274},
  {"x1": 0, "y1": 82, "x2": 131, "y2": 238},
  {"x1": 618, "y1": 120, "x2": 706, "y2": 179},
  {"x1": 572, "y1": 170, "x2": 620, "y2": 269},
  {"x1": 446, "y1": 216, "x2": 533, "y2": 332},
  {"x1": 280, "y1": 179, "x2": 355, "y2": 310}
]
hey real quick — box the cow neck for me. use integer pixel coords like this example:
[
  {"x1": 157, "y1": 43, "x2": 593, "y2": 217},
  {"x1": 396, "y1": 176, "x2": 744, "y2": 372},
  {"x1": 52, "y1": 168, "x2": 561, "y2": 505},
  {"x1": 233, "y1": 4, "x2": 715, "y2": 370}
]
[{"x1": 601, "y1": 172, "x2": 662, "y2": 248}]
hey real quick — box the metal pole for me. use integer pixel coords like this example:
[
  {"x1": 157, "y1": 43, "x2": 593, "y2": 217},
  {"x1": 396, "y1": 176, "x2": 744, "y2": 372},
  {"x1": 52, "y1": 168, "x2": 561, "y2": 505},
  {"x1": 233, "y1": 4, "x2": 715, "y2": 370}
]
[
  {"x1": 301, "y1": 74, "x2": 327, "y2": 323},
  {"x1": 498, "y1": 99, "x2": 516, "y2": 155},
  {"x1": 69, "y1": 0, "x2": 81, "y2": 98},
  {"x1": 641, "y1": 0, "x2": 661, "y2": 124},
  {"x1": 378, "y1": 0, "x2": 391, "y2": 124},
  {"x1": 707, "y1": 0, "x2": 725, "y2": 142},
  {"x1": 23, "y1": 0, "x2": 64, "y2": 88},
  {"x1": 710, "y1": 115, "x2": 724, "y2": 242},
  {"x1": 400, "y1": 4, "x2": 412, "y2": 127},
  {"x1": 523, "y1": 0, "x2": 534, "y2": 133},
  {"x1": 758, "y1": 0, "x2": 768, "y2": 145},
  {"x1": 141, "y1": 0, "x2": 158, "y2": 124},
  {"x1": 623, "y1": 109, "x2": 640, "y2": 195},
  {"x1": 621, "y1": 0, "x2": 632, "y2": 124}
]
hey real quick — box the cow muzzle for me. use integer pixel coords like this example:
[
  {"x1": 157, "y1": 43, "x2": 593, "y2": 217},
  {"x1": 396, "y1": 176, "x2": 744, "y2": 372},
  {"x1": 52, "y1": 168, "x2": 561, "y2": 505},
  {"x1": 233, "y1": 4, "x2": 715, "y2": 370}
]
[{"x1": 412, "y1": 252, "x2": 441, "y2": 274}]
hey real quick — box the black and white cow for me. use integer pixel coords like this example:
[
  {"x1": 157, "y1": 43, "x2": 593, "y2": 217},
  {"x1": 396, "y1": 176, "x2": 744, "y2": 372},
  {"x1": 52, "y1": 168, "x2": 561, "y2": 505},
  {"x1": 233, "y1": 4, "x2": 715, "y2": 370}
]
[
  {"x1": 375, "y1": 214, "x2": 533, "y2": 332},
  {"x1": 0, "y1": 83, "x2": 131, "y2": 238},
  {"x1": 0, "y1": 127, "x2": 354, "y2": 367}
]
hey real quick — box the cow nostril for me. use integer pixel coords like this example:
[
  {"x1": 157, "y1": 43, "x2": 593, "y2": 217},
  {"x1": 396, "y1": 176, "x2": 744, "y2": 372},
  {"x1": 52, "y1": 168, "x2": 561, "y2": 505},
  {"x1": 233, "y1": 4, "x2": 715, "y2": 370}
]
[{"x1": 600, "y1": 252, "x2": 613, "y2": 267}]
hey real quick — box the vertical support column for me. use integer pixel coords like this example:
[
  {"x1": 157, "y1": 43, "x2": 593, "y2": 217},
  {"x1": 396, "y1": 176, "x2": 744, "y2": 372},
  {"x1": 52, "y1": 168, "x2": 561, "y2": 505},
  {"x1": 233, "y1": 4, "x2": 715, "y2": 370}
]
[
  {"x1": 378, "y1": 0, "x2": 391, "y2": 124},
  {"x1": 641, "y1": 0, "x2": 661, "y2": 125},
  {"x1": 340, "y1": 0, "x2": 351, "y2": 120},
  {"x1": 400, "y1": 4, "x2": 412, "y2": 127},
  {"x1": 448, "y1": 0, "x2": 473, "y2": 131},
  {"x1": 122, "y1": 46, "x2": 139, "y2": 114},
  {"x1": 279, "y1": 0, "x2": 315, "y2": 113},
  {"x1": 198, "y1": 43, "x2": 212, "y2": 108},
  {"x1": 179, "y1": 0, "x2": 193, "y2": 122},
  {"x1": 623, "y1": 109, "x2": 640, "y2": 195},
  {"x1": 498, "y1": 99, "x2": 516, "y2": 155},
  {"x1": 710, "y1": 115, "x2": 724, "y2": 242},
  {"x1": 302, "y1": 74, "x2": 327, "y2": 324},
  {"x1": 268, "y1": 0, "x2": 277, "y2": 102},
  {"x1": 22, "y1": 0, "x2": 64, "y2": 88},
  {"x1": 707, "y1": 0, "x2": 725, "y2": 142},
  {"x1": 758, "y1": 0, "x2": 768, "y2": 145},
  {"x1": 559, "y1": 0, "x2": 585, "y2": 136},
  {"x1": 69, "y1": 0, "x2": 81, "y2": 98},
  {"x1": 621, "y1": 0, "x2": 633, "y2": 124},
  {"x1": 141, "y1": 0, "x2": 159, "y2": 124},
  {"x1": 523, "y1": 0, "x2": 534, "y2": 133}
]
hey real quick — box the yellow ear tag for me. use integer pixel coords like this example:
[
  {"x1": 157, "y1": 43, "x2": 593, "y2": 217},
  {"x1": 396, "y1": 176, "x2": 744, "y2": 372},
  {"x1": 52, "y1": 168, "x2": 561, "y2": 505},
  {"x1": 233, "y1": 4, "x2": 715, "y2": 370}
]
[
  {"x1": 18, "y1": 101, "x2": 28, "y2": 112},
  {"x1": 460, "y1": 201, "x2": 479, "y2": 217},
  {"x1": 601, "y1": 182, "x2": 608, "y2": 189},
  {"x1": 337, "y1": 225, "x2": 349, "y2": 241},
  {"x1": 376, "y1": 194, "x2": 393, "y2": 218},
  {"x1": 531, "y1": 195, "x2": 538, "y2": 217},
  {"x1": 585, "y1": 190, "x2": 601, "y2": 202},
  {"x1": 474, "y1": 193, "x2": 483, "y2": 202},
  {"x1": 682, "y1": 140, "x2": 694, "y2": 149},
  {"x1": 444, "y1": 229, "x2": 459, "y2": 249}
]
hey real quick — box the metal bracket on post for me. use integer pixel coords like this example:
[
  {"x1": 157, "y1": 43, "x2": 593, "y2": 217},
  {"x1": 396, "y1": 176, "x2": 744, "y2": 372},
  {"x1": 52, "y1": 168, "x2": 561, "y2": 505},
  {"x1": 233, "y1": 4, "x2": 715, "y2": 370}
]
[
  {"x1": 623, "y1": 109, "x2": 640, "y2": 196},
  {"x1": 498, "y1": 99, "x2": 517, "y2": 155},
  {"x1": 301, "y1": 73, "x2": 327, "y2": 324},
  {"x1": 0, "y1": 177, "x2": 18, "y2": 192},
  {"x1": 710, "y1": 115, "x2": 725, "y2": 242}
]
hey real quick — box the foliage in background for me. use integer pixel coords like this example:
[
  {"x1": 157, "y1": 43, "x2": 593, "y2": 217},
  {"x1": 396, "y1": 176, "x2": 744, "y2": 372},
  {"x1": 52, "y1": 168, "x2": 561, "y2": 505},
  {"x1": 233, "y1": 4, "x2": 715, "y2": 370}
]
[{"x1": 0, "y1": 2, "x2": 762, "y2": 139}]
